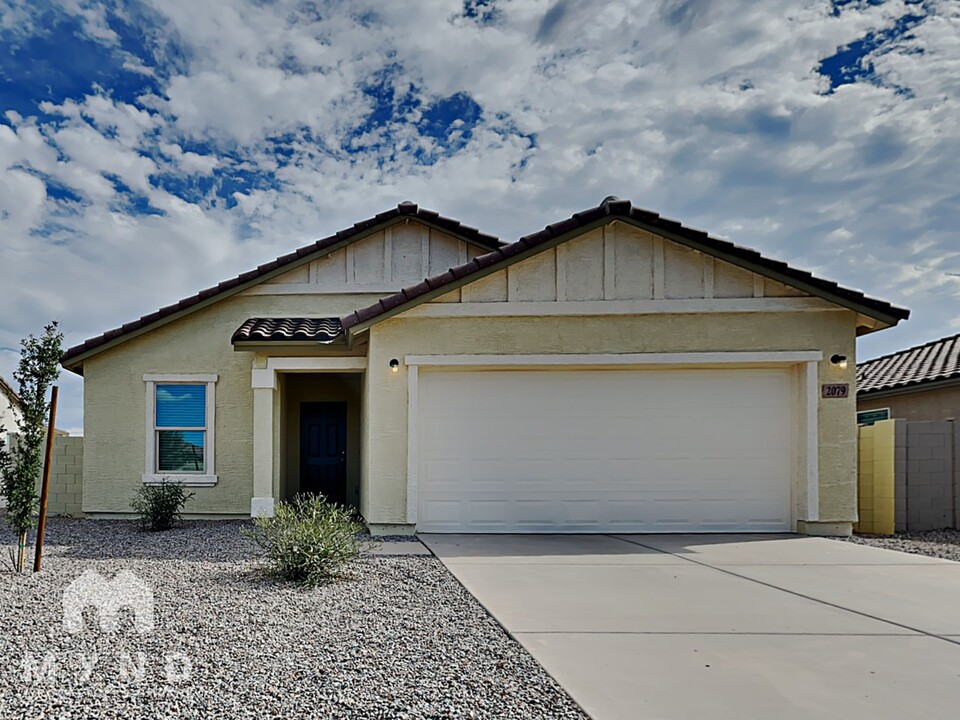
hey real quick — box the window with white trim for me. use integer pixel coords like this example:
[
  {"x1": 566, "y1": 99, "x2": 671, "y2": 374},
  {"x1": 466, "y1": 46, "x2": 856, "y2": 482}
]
[{"x1": 143, "y1": 374, "x2": 218, "y2": 486}]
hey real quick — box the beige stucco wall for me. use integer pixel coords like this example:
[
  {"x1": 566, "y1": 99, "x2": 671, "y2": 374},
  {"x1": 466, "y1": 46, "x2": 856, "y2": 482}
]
[
  {"x1": 858, "y1": 384, "x2": 960, "y2": 422},
  {"x1": 81, "y1": 292, "x2": 385, "y2": 515},
  {"x1": 362, "y1": 311, "x2": 859, "y2": 528}
]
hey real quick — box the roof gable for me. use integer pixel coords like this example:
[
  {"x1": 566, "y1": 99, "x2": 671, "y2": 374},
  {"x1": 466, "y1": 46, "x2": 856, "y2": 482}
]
[
  {"x1": 342, "y1": 197, "x2": 910, "y2": 335},
  {"x1": 858, "y1": 332, "x2": 960, "y2": 396},
  {"x1": 419, "y1": 223, "x2": 814, "y2": 306},
  {"x1": 240, "y1": 219, "x2": 489, "y2": 297},
  {"x1": 61, "y1": 202, "x2": 501, "y2": 372}
]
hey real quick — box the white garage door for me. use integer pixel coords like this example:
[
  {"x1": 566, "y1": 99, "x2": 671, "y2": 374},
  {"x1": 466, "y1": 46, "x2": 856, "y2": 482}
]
[{"x1": 416, "y1": 368, "x2": 794, "y2": 533}]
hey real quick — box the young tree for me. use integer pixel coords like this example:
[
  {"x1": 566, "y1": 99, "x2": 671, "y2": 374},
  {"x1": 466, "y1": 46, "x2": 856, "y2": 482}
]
[{"x1": 0, "y1": 322, "x2": 63, "y2": 572}]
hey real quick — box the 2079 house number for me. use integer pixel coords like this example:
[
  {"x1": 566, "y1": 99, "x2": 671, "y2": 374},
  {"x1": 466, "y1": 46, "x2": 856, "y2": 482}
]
[{"x1": 821, "y1": 383, "x2": 849, "y2": 398}]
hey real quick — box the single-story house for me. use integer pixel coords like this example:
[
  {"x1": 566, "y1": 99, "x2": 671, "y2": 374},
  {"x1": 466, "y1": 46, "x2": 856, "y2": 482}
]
[
  {"x1": 61, "y1": 197, "x2": 909, "y2": 536},
  {"x1": 0, "y1": 375, "x2": 70, "y2": 439},
  {"x1": 857, "y1": 333, "x2": 960, "y2": 424}
]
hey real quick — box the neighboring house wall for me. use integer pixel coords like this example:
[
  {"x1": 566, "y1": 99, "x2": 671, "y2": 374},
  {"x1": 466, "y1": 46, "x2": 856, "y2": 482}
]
[
  {"x1": 857, "y1": 383, "x2": 960, "y2": 422},
  {"x1": 0, "y1": 394, "x2": 20, "y2": 438}
]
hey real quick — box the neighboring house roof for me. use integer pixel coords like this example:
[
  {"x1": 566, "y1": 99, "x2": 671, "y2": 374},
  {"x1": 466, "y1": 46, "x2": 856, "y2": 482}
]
[
  {"x1": 857, "y1": 332, "x2": 960, "y2": 396},
  {"x1": 0, "y1": 376, "x2": 69, "y2": 435},
  {"x1": 61, "y1": 202, "x2": 502, "y2": 372},
  {"x1": 341, "y1": 197, "x2": 910, "y2": 335},
  {"x1": 0, "y1": 375, "x2": 22, "y2": 411},
  {"x1": 232, "y1": 317, "x2": 343, "y2": 345}
]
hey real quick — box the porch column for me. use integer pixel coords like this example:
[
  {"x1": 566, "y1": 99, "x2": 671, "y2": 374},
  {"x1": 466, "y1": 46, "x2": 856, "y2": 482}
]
[{"x1": 251, "y1": 367, "x2": 276, "y2": 517}]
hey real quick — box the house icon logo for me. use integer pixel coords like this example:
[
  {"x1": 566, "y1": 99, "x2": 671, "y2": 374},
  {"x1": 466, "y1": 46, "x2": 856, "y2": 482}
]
[{"x1": 62, "y1": 569, "x2": 155, "y2": 634}]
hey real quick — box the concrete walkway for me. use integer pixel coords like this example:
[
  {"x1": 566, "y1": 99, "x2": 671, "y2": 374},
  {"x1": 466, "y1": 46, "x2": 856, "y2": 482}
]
[{"x1": 420, "y1": 534, "x2": 960, "y2": 720}]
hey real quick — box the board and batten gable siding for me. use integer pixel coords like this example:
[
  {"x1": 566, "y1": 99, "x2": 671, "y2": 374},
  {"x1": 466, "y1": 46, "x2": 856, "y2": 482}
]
[
  {"x1": 81, "y1": 293, "x2": 383, "y2": 515},
  {"x1": 240, "y1": 223, "x2": 485, "y2": 297},
  {"x1": 431, "y1": 223, "x2": 811, "y2": 305},
  {"x1": 360, "y1": 220, "x2": 858, "y2": 529}
]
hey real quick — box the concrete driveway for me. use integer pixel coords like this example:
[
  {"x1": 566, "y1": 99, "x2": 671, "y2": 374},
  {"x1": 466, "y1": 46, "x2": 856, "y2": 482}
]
[{"x1": 420, "y1": 534, "x2": 960, "y2": 720}]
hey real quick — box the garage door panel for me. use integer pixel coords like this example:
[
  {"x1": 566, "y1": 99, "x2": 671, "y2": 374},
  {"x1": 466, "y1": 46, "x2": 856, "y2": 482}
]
[{"x1": 417, "y1": 368, "x2": 793, "y2": 533}]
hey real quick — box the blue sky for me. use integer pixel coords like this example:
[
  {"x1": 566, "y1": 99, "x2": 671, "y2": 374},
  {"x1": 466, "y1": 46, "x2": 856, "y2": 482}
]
[{"x1": 0, "y1": 0, "x2": 957, "y2": 433}]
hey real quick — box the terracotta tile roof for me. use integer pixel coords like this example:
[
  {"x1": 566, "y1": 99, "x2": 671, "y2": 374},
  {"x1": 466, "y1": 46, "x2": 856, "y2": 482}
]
[
  {"x1": 341, "y1": 197, "x2": 911, "y2": 332},
  {"x1": 232, "y1": 317, "x2": 343, "y2": 344},
  {"x1": 857, "y1": 332, "x2": 960, "y2": 395},
  {"x1": 61, "y1": 202, "x2": 501, "y2": 370}
]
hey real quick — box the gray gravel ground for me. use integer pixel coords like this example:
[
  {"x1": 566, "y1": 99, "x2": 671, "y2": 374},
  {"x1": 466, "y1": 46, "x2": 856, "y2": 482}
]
[
  {"x1": 0, "y1": 519, "x2": 586, "y2": 719},
  {"x1": 834, "y1": 528, "x2": 960, "y2": 562}
]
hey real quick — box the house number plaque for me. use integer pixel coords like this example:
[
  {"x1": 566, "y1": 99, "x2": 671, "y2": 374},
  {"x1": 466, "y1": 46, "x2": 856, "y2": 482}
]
[{"x1": 821, "y1": 383, "x2": 849, "y2": 398}]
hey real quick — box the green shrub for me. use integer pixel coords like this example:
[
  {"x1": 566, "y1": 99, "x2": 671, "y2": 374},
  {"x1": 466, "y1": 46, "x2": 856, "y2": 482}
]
[
  {"x1": 131, "y1": 479, "x2": 195, "y2": 531},
  {"x1": 242, "y1": 494, "x2": 364, "y2": 585}
]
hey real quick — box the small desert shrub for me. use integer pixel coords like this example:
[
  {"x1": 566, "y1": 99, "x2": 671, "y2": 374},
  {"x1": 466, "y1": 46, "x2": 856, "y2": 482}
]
[
  {"x1": 243, "y1": 494, "x2": 364, "y2": 585},
  {"x1": 131, "y1": 479, "x2": 195, "y2": 531}
]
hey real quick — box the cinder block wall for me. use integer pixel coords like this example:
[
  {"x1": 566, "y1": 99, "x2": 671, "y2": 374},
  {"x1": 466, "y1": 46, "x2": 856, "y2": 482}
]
[
  {"x1": 45, "y1": 436, "x2": 84, "y2": 517},
  {"x1": 3, "y1": 434, "x2": 85, "y2": 517},
  {"x1": 902, "y1": 421, "x2": 955, "y2": 531}
]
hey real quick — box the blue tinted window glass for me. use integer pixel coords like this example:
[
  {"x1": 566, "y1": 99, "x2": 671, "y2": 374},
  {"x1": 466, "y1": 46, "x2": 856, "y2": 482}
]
[
  {"x1": 156, "y1": 384, "x2": 206, "y2": 428},
  {"x1": 157, "y1": 430, "x2": 205, "y2": 472}
]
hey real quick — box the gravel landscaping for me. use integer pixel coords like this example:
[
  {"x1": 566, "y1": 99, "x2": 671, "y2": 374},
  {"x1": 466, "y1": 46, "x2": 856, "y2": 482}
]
[
  {"x1": 835, "y1": 528, "x2": 960, "y2": 562},
  {"x1": 0, "y1": 518, "x2": 586, "y2": 719}
]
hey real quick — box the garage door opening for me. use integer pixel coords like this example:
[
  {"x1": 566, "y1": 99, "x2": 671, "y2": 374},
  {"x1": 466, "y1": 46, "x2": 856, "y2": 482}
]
[{"x1": 414, "y1": 367, "x2": 794, "y2": 533}]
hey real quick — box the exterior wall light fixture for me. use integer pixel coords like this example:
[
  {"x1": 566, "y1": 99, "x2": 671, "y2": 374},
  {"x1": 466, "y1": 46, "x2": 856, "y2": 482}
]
[
  {"x1": 830, "y1": 354, "x2": 848, "y2": 369},
  {"x1": 389, "y1": 358, "x2": 400, "y2": 373}
]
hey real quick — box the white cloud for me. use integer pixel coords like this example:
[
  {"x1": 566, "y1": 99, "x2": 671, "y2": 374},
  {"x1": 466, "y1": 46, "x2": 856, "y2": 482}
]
[{"x1": 0, "y1": 0, "x2": 957, "y2": 430}]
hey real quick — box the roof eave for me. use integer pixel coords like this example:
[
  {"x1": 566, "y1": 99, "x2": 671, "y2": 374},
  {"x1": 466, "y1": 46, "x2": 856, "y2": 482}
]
[
  {"x1": 620, "y1": 216, "x2": 909, "y2": 330},
  {"x1": 61, "y1": 213, "x2": 500, "y2": 372}
]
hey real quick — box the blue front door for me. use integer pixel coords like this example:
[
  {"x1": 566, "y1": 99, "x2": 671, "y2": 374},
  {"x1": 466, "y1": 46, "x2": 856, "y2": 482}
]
[{"x1": 299, "y1": 401, "x2": 347, "y2": 505}]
